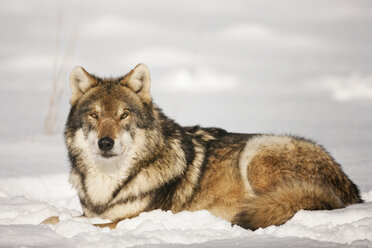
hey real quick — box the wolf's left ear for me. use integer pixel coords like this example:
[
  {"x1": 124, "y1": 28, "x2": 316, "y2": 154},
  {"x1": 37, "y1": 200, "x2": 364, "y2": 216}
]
[
  {"x1": 69, "y1": 66, "x2": 97, "y2": 105},
  {"x1": 121, "y1": 64, "x2": 151, "y2": 104}
]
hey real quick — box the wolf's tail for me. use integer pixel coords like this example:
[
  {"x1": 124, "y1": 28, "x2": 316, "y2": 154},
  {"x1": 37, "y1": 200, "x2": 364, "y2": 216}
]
[{"x1": 232, "y1": 181, "x2": 346, "y2": 230}]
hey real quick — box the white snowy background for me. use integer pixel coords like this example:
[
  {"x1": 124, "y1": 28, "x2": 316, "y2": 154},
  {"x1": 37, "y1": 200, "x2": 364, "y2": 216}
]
[{"x1": 0, "y1": 0, "x2": 372, "y2": 247}]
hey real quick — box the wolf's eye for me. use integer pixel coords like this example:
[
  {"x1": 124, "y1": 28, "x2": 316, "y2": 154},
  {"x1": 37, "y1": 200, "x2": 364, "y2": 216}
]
[
  {"x1": 120, "y1": 111, "x2": 129, "y2": 120},
  {"x1": 90, "y1": 113, "x2": 98, "y2": 119}
]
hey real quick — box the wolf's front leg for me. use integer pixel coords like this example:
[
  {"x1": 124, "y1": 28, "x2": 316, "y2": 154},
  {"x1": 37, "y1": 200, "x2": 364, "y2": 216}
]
[
  {"x1": 94, "y1": 221, "x2": 120, "y2": 229},
  {"x1": 41, "y1": 216, "x2": 60, "y2": 225},
  {"x1": 41, "y1": 215, "x2": 120, "y2": 229}
]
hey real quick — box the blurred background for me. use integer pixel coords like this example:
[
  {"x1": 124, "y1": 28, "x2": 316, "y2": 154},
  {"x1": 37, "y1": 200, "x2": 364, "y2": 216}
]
[{"x1": 0, "y1": 0, "x2": 371, "y2": 190}]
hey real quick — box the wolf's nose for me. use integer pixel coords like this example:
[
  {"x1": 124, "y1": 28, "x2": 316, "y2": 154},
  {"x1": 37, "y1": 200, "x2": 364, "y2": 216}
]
[{"x1": 98, "y1": 137, "x2": 114, "y2": 151}]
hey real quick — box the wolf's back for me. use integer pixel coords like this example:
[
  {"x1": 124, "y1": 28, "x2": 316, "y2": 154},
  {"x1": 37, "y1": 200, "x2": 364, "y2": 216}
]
[{"x1": 232, "y1": 181, "x2": 346, "y2": 230}]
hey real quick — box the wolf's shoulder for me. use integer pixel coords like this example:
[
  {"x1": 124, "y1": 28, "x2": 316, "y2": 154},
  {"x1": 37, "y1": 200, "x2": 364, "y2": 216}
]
[
  {"x1": 182, "y1": 125, "x2": 260, "y2": 144},
  {"x1": 183, "y1": 125, "x2": 228, "y2": 137},
  {"x1": 182, "y1": 126, "x2": 321, "y2": 151}
]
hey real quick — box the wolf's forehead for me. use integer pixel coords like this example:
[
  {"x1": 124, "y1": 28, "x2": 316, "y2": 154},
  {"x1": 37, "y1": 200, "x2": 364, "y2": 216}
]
[
  {"x1": 81, "y1": 84, "x2": 137, "y2": 112},
  {"x1": 92, "y1": 98, "x2": 126, "y2": 113}
]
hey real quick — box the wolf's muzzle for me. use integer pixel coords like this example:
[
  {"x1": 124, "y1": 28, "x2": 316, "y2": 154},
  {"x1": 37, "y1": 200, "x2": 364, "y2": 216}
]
[{"x1": 98, "y1": 137, "x2": 115, "y2": 152}]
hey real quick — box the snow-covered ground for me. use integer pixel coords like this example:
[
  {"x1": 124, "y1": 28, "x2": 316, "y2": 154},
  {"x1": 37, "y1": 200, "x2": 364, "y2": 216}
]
[{"x1": 1, "y1": 0, "x2": 372, "y2": 247}]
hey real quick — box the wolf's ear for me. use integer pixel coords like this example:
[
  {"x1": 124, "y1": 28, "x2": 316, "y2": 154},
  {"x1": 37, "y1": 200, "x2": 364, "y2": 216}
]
[
  {"x1": 121, "y1": 64, "x2": 151, "y2": 104},
  {"x1": 69, "y1": 66, "x2": 97, "y2": 105}
]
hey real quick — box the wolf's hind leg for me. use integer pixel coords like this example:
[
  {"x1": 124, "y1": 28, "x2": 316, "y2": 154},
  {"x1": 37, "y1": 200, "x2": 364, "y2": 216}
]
[{"x1": 232, "y1": 181, "x2": 344, "y2": 230}]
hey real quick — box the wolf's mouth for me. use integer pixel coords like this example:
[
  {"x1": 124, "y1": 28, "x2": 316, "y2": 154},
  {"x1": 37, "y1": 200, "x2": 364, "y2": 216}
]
[{"x1": 100, "y1": 152, "x2": 117, "y2": 158}]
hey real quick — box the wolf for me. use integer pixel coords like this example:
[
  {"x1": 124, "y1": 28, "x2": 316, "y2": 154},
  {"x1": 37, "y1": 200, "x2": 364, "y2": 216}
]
[{"x1": 43, "y1": 64, "x2": 362, "y2": 230}]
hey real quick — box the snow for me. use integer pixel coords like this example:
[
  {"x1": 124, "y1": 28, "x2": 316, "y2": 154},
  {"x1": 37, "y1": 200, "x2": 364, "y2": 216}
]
[{"x1": 1, "y1": 0, "x2": 372, "y2": 247}]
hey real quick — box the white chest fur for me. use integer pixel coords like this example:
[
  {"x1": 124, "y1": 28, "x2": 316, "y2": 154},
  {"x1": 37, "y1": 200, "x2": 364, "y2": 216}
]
[{"x1": 84, "y1": 167, "x2": 124, "y2": 205}]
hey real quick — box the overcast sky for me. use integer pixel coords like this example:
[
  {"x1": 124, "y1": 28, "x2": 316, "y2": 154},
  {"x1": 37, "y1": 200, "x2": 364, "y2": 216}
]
[{"x1": 0, "y1": 0, "x2": 371, "y2": 134}]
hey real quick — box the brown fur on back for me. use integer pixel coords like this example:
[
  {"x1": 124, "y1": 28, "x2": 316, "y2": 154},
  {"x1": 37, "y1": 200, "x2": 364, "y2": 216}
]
[
  {"x1": 245, "y1": 136, "x2": 362, "y2": 205},
  {"x1": 184, "y1": 133, "x2": 253, "y2": 221}
]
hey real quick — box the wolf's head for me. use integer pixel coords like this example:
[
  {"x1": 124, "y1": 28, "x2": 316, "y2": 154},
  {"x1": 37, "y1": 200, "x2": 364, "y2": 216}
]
[{"x1": 65, "y1": 64, "x2": 158, "y2": 172}]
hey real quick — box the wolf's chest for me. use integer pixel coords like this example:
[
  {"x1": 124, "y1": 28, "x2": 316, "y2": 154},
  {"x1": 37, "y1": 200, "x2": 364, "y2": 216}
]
[
  {"x1": 84, "y1": 171, "x2": 123, "y2": 204},
  {"x1": 81, "y1": 171, "x2": 151, "y2": 220},
  {"x1": 69, "y1": 167, "x2": 124, "y2": 204}
]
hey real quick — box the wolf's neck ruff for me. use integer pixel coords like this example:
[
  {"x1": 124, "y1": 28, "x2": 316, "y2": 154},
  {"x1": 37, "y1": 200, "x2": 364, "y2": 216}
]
[
  {"x1": 63, "y1": 64, "x2": 362, "y2": 229},
  {"x1": 68, "y1": 108, "x2": 210, "y2": 218}
]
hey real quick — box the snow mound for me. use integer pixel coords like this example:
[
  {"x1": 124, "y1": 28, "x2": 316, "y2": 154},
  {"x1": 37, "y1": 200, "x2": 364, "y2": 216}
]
[
  {"x1": 115, "y1": 210, "x2": 248, "y2": 244},
  {"x1": 257, "y1": 202, "x2": 372, "y2": 244},
  {"x1": 50, "y1": 210, "x2": 250, "y2": 247},
  {"x1": 0, "y1": 196, "x2": 58, "y2": 225}
]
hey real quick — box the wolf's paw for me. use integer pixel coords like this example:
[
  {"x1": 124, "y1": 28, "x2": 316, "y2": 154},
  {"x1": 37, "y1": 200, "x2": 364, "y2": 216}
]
[
  {"x1": 41, "y1": 216, "x2": 60, "y2": 225},
  {"x1": 41, "y1": 215, "x2": 119, "y2": 229}
]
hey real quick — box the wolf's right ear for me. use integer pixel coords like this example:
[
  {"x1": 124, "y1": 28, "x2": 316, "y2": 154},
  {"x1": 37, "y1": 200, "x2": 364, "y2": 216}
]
[
  {"x1": 120, "y1": 64, "x2": 152, "y2": 104},
  {"x1": 69, "y1": 66, "x2": 97, "y2": 105}
]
